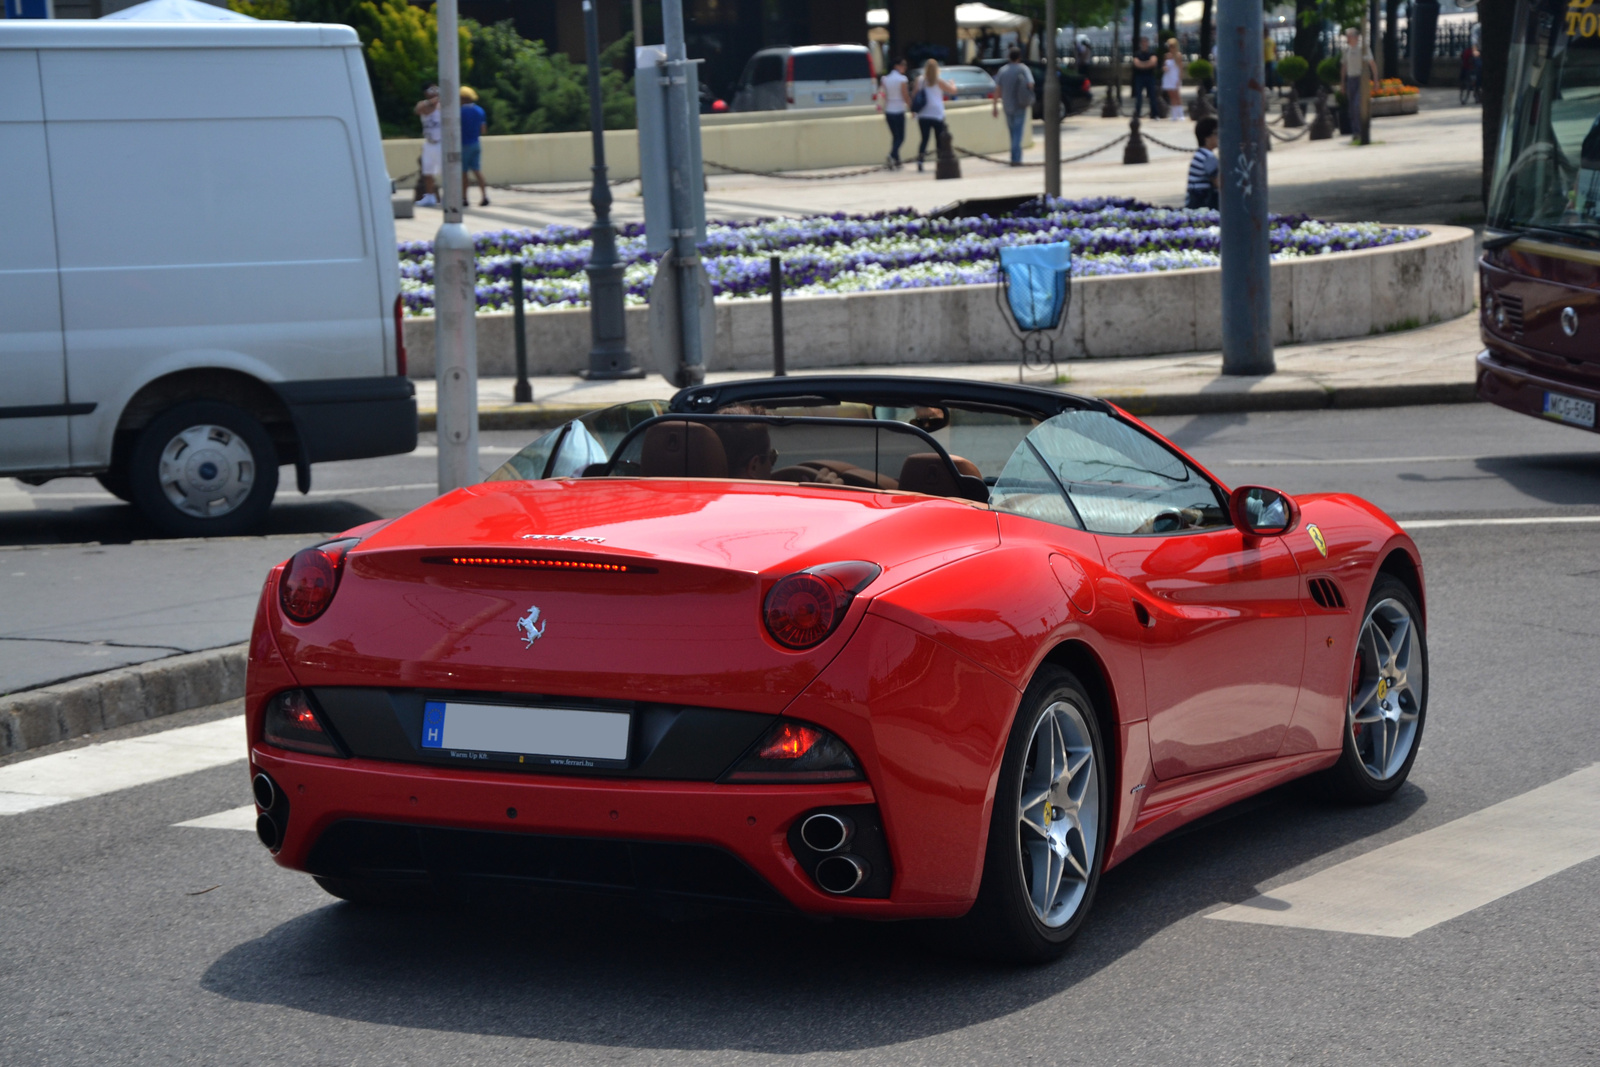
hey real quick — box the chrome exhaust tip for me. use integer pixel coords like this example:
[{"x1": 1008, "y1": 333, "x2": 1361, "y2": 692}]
[
  {"x1": 255, "y1": 813, "x2": 281, "y2": 851},
  {"x1": 814, "y1": 853, "x2": 869, "y2": 895},
  {"x1": 252, "y1": 772, "x2": 277, "y2": 811},
  {"x1": 799, "y1": 812, "x2": 854, "y2": 853}
]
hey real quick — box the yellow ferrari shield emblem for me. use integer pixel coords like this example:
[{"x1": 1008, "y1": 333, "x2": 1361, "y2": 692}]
[
  {"x1": 1377, "y1": 678, "x2": 1389, "y2": 702},
  {"x1": 1307, "y1": 523, "x2": 1328, "y2": 557}
]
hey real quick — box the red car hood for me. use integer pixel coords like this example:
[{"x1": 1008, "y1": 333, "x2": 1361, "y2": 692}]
[{"x1": 272, "y1": 479, "x2": 999, "y2": 713}]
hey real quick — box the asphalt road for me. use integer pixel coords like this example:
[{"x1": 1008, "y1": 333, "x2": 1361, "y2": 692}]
[{"x1": 1, "y1": 401, "x2": 1598, "y2": 1064}]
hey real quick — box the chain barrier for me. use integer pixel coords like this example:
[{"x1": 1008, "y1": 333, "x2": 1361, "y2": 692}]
[
  {"x1": 1267, "y1": 124, "x2": 1312, "y2": 142},
  {"x1": 955, "y1": 132, "x2": 1131, "y2": 168},
  {"x1": 701, "y1": 157, "x2": 892, "y2": 180},
  {"x1": 490, "y1": 175, "x2": 639, "y2": 195},
  {"x1": 1138, "y1": 129, "x2": 1198, "y2": 153}
]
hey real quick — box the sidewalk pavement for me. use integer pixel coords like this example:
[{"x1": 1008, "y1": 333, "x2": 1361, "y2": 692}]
[{"x1": 413, "y1": 311, "x2": 1483, "y2": 431}]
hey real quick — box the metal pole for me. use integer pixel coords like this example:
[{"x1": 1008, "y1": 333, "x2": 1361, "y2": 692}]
[
  {"x1": 662, "y1": 0, "x2": 706, "y2": 385},
  {"x1": 1217, "y1": 0, "x2": 1274, "y2": 375},
  {"x1": 512, "y1": 260, "x2": 532, "y2": 403},
  {"x1": 1043, "y1": 0, "x2": 1061, "y2": 197},
  {"x1": 770, "y1": 255, "x2": 785, "y2": 377},
  {"x1": 1361, "y1": 0, "x2": 1377, "y2": 144},
  {"x1": 582, "y1": 0, "x2": 640, "y2": 379},
  {"x1": 632, "y1": 0, "x2": 644, "y2": 45},
  {"x1": 434, "y1": 0, "x2": 479, "y2": 493}
]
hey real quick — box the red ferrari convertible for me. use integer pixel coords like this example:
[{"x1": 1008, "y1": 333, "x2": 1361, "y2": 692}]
[{"x1": 246, "y1": 377, "x2": 1427, "y2": 961}]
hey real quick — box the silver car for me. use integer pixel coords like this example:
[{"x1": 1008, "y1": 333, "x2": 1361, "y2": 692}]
[{"x1": 731, "y1": 45, "x2": 877, "y2": 111}]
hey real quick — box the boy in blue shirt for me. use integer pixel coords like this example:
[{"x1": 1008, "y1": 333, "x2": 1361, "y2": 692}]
[
  {"x1": 1186, "y1": 116, "x2": 1219, "y2": 210},
  {"x1": 460, "y1": 86, "x2": 489, "y2": 207}
]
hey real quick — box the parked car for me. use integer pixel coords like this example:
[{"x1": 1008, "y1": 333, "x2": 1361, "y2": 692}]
[
  {"x1": 730, "y1": 45, "x2": 877, "y2": 111},
  {"x1": 978, "y1": 58, "x2": 1095, "y2": 118},
  {"x1": 0, "y1": 21, "x2": 416, "y2": 537},
  {"x1": 942, "y1": 64, "x2": 998, "y2": 101},
  {"x1": 247, "y1": 376, "x2": 1429, "y2": 963}
]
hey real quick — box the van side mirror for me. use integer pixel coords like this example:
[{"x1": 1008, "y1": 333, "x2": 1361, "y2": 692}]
[{"x1": 1228, "y1": 485, "x2": 1300, "y2": 536}]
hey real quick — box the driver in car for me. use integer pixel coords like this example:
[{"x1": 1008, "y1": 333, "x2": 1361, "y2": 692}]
[{"x1": 713, "y1": 416, "x2": 779, "y2": 480}]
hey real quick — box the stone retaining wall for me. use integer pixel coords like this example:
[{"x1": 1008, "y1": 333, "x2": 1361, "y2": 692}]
[{"x1": 402, "y1": 225, "x2": 1475, "y2": 378}]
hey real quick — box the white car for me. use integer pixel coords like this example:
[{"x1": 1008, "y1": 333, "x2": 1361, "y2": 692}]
[
  {"x1": 0, "y1": 21, "x2": 415, "y2": 536},
  {"x1": 731, "y1": 45, "x2": 877, "y2": 111}
]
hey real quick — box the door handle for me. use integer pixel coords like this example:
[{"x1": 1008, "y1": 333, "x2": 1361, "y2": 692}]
[{"x1": 1132, "y1": 601, "x2": 1154, "y2": 628}]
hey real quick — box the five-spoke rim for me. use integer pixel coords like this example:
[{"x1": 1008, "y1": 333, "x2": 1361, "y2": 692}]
[
  {"x1": 158, "y1": 424, "x2": 256, "y2": 519},
  {"x1": 1016, "y1": 699, "x2": 1099, "y2": 928},
  {"x1": 1348, "y1": 597, "x2": 1424, "y2": 781}
]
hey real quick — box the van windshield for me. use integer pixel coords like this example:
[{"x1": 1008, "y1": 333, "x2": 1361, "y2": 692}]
[
  {"x1": 1488, "y1": 0, "x2": 1600, "y2": 238},
  {"x1": 792, "y1": 52, "x2": 870, "y2": 82}
]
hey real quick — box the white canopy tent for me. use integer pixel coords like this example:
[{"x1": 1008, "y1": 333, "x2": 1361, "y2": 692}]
[{"x1": 100, "y1": 0, "x2": 257, "y2": 21}]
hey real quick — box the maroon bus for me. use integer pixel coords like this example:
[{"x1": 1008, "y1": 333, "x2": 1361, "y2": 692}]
[{"x1": 1479, "y1": 0, "x2": 1600, "y2": 434}]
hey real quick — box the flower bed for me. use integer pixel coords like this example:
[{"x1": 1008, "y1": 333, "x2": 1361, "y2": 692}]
[
  {"x1": 397, "y1": 197, "x2": 1427, "y2": 318},
  {"x1": 1371, "y1": 78, "x2": 1420, "y2": 98}
]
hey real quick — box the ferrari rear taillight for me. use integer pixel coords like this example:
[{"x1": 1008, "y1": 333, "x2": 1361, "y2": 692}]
[
  {"x1": 762, "y1": 561, "x2": 880, "y2": 650},
  {"x1": 262, "y1": 689, "x2": 344, "y2": 757},
  {"x1": 279, "y1": 538, "x2": 359, "y2": 623},
  {"x1": 724, "y1": 718, "x2": 863, "y2": 782}
]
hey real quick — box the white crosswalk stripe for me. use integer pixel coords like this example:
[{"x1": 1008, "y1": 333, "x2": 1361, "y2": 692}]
[
  {"x1": 174, "y1": 803, "x2": 258, "y2": 830},
  {"x1": 1207, "y1": 763, "x2": 1600, "y2": 938},
  {"x1": 0, "y1": 716, "x2": 245, "y2": 815}
]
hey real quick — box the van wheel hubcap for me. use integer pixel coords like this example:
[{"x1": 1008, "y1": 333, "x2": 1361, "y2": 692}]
[{"x1": 158, "y1": 424, "x2": 256, "y2": 518}]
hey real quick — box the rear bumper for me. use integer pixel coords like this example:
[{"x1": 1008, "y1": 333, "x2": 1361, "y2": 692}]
[
  {"x1": 274, "y1": 376, "x2": 418, "y2": 463},
  {"x1": 249, "y1": 745, "x2": 961, "y2": 918},
  {"x1": 1477, "y1": 348, "x2": 1600, "y2": 433}
]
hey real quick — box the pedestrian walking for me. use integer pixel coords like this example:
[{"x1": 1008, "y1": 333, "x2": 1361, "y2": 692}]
[
  {"x1": 460, "y1": 85, "x2": 489, "y2": 208},
  {"x1": 414, "y1": 84, "x2": 441, "y2": 206},
  {"x1": 1130, "y1": 35, "x2": 1161, "y2": 119},
  {"x1": 912, "y1": 58, "x2": 957, "y2": 173},
  {"x1": 1162, "y1": 38, "x2": 1184, "y2": 121},
  {"x1": 1341, "y1": 26, "x2": 1376, "y2": 141},
  {"x1": 1186, "y1": 116, "x2": 1220, "y2": 209},
  {"x1": 879, "y1": 56, "x2": 911, "y2": 169},
  {"x1": 991, "y1": 46, "x2": 1035, "y2": 166}
]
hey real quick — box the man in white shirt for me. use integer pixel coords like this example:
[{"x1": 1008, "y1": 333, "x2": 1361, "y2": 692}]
[
  {"x1": 879, "y1": 57, "x2": 910, "y2": 170},
  {"x1": 1342, "y1": 26, "x2": 1376, "y2": 143},
  {"x1": 414, "y1": 84, "x2": 442, "y2": 206}
]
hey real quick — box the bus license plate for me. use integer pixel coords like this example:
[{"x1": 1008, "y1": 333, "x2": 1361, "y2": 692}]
[
  {"x1": 1543, "y1": 391, "x2": 1597, "y2": 428},
  {"x1": 819, "y1": 91, "x2": 848, "y2": 101}
]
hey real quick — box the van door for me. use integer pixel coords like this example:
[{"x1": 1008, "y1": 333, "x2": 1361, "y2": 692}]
[{"x1": 0, "y1": 51, "x2": 71, "y2": 474}]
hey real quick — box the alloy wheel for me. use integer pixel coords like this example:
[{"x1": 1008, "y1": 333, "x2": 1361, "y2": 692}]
[
  {"x1": 1348, "y1": 597, "x2": 1424, "y2": 781},
  {"x1": 1016, "y1": 699, "x2": 1099, "y2": 928}
]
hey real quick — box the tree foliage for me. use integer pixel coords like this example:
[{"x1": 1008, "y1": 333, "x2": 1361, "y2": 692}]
[{"x1": 1275, "y1": 54, "x2": 1309, "y2": 84}]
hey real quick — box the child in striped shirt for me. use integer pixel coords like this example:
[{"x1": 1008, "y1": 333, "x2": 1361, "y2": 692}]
[{"x1": 1187, "y1": 117, "x2": 1220, "y2": 210}]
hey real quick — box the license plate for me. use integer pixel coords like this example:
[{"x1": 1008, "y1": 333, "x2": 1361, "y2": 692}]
[
  {"x1": 421, "y1": 700, "x2": 630, "y2": 767},
  {"x1": 1543, "y1": 390, "x2": 1597, "y2": 428},
  {"x1": 819, "y1": 91, "x2": 848, "y2": 101}
]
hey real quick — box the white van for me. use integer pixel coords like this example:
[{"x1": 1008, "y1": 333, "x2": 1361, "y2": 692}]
[
  {"x1": 0, "y1": 21, "x2": 414, "y2": 536},
  {"x1": 730, "y1": 45, "x2": 877, "y2": 111}
]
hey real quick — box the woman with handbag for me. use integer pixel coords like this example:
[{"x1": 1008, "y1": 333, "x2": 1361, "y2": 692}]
[{"x1": 912, "y1": 58, "x2": 958, "y2": 172}]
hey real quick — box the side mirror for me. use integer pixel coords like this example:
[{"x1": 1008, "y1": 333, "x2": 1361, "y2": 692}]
[{"x1": 1228, "y1": 485, "x2": 1300, "y2": 536}]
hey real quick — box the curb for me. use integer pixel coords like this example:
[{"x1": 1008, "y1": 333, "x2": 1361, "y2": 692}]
[
  {"x1": 417, "y1": 381, "x2": 1480, "y2": 430},
  {"x1": 0, "y1": 644, "x2": 247, "y2": 757}
]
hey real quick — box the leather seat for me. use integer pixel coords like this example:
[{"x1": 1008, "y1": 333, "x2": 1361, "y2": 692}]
[
  {"x1": 897, "y1": 453, "x2": 961, "y2": 497},
  {"x1": 640, "y1": 421, "x2": 728, "y2": 477}
]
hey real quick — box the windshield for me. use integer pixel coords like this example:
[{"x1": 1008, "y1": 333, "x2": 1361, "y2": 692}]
[{"x1": 1488, "y1": 0, "x2": 1600, "y2": 237}]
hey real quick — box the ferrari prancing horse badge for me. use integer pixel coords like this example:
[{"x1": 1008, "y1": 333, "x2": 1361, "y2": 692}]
[{"x1": 1307, "y1": 524, "x2": 1328, "y2": 557}]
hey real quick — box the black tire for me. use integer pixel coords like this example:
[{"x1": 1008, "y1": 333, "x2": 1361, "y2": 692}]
[
  {"x1": 1320, "y1": 574, "x2": 1427, "y2": 804},
  {"x1": 127, "y1": 400, "x2": 279, "y2": 537},
  {"x1": 95, "y1": 470, "x2": 133, "y2": 504},
  {"x1": 956, "y1": 666, "x2": 1108, "y2": 964}
]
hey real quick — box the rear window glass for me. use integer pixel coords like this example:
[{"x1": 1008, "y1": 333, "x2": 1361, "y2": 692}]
[
  {"x1": 753, "y1": 54, "x2": 785, "y2": 84},
  {"x1": 792, "y1": 52, "x2": 871, "y2": 82}
]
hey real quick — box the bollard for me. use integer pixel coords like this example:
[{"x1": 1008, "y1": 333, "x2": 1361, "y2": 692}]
[
  {"x1": 1124, "y1": 116, "x2": 1149, "y2": 164},
  {"x1": 511, "y1": 260, "x2": 532, "y2": 403},
  {"x1": 770, "y1": 255, "x2": 786, "y2": 377}
]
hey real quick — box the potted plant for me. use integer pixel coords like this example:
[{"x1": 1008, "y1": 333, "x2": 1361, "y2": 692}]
[
  {"x1": 1187, "y1": 58, "x2": 1214, "y2": 119},
  {"x1": 1276, "y1": 55, "x2": 1308, "y2": 126},
  {"x1": 1316, "y1": 54, "x2": 1343, "y2": 137}
]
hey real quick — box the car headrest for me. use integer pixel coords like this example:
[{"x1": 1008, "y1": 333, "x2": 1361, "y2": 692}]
[
  {"x1": 897, "y1": 452, "x2": 961, "y2": 498},
  {"x1": 640, "y1": 421, "x2": 728, "y2": 478}
]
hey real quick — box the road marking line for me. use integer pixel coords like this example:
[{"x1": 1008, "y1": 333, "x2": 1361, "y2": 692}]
[
  {"x1": 0, "y1": 716, "x2": 244, "y2": 815},
  {"x1": 174, "y1": 803, "x2": 257, "y2": 831},
  {"x1": 1402, "y1": 515, "x2": 1600, "y2": 530},
  {"x1": 1207, "y1": 763, "x2": 1600, "y2": 938},
  {"x1": 0, "y1": 479, "x2": 37, "y2": 512}
]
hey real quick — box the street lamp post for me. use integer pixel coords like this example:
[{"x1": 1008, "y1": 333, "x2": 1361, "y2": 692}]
[
  {"x1": 581, "y1": 0, "x2": 641, "y2": 379},
  {"x1": 1043, "y1": 0, "x2": 1061, "y2": 197},
  {"x1": 1217, "y1": 0, "x2": 1274, "y2": 375},
  {"x1": 434, "y1": 0, "x2": 479, "y2": 492}
]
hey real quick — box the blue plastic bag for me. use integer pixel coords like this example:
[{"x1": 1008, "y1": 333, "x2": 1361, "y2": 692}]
[{"x1": 1000, "y1": 242, "x2": 1072, "y2": 332}]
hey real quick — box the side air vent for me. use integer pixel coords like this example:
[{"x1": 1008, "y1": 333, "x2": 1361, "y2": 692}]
[
  {"x1": 1308, "y1": 577, "x2": 1347, "y2": 610},
  {"x1": 1494, "y1": 292, "x2": 1524, "y2": 337}
]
